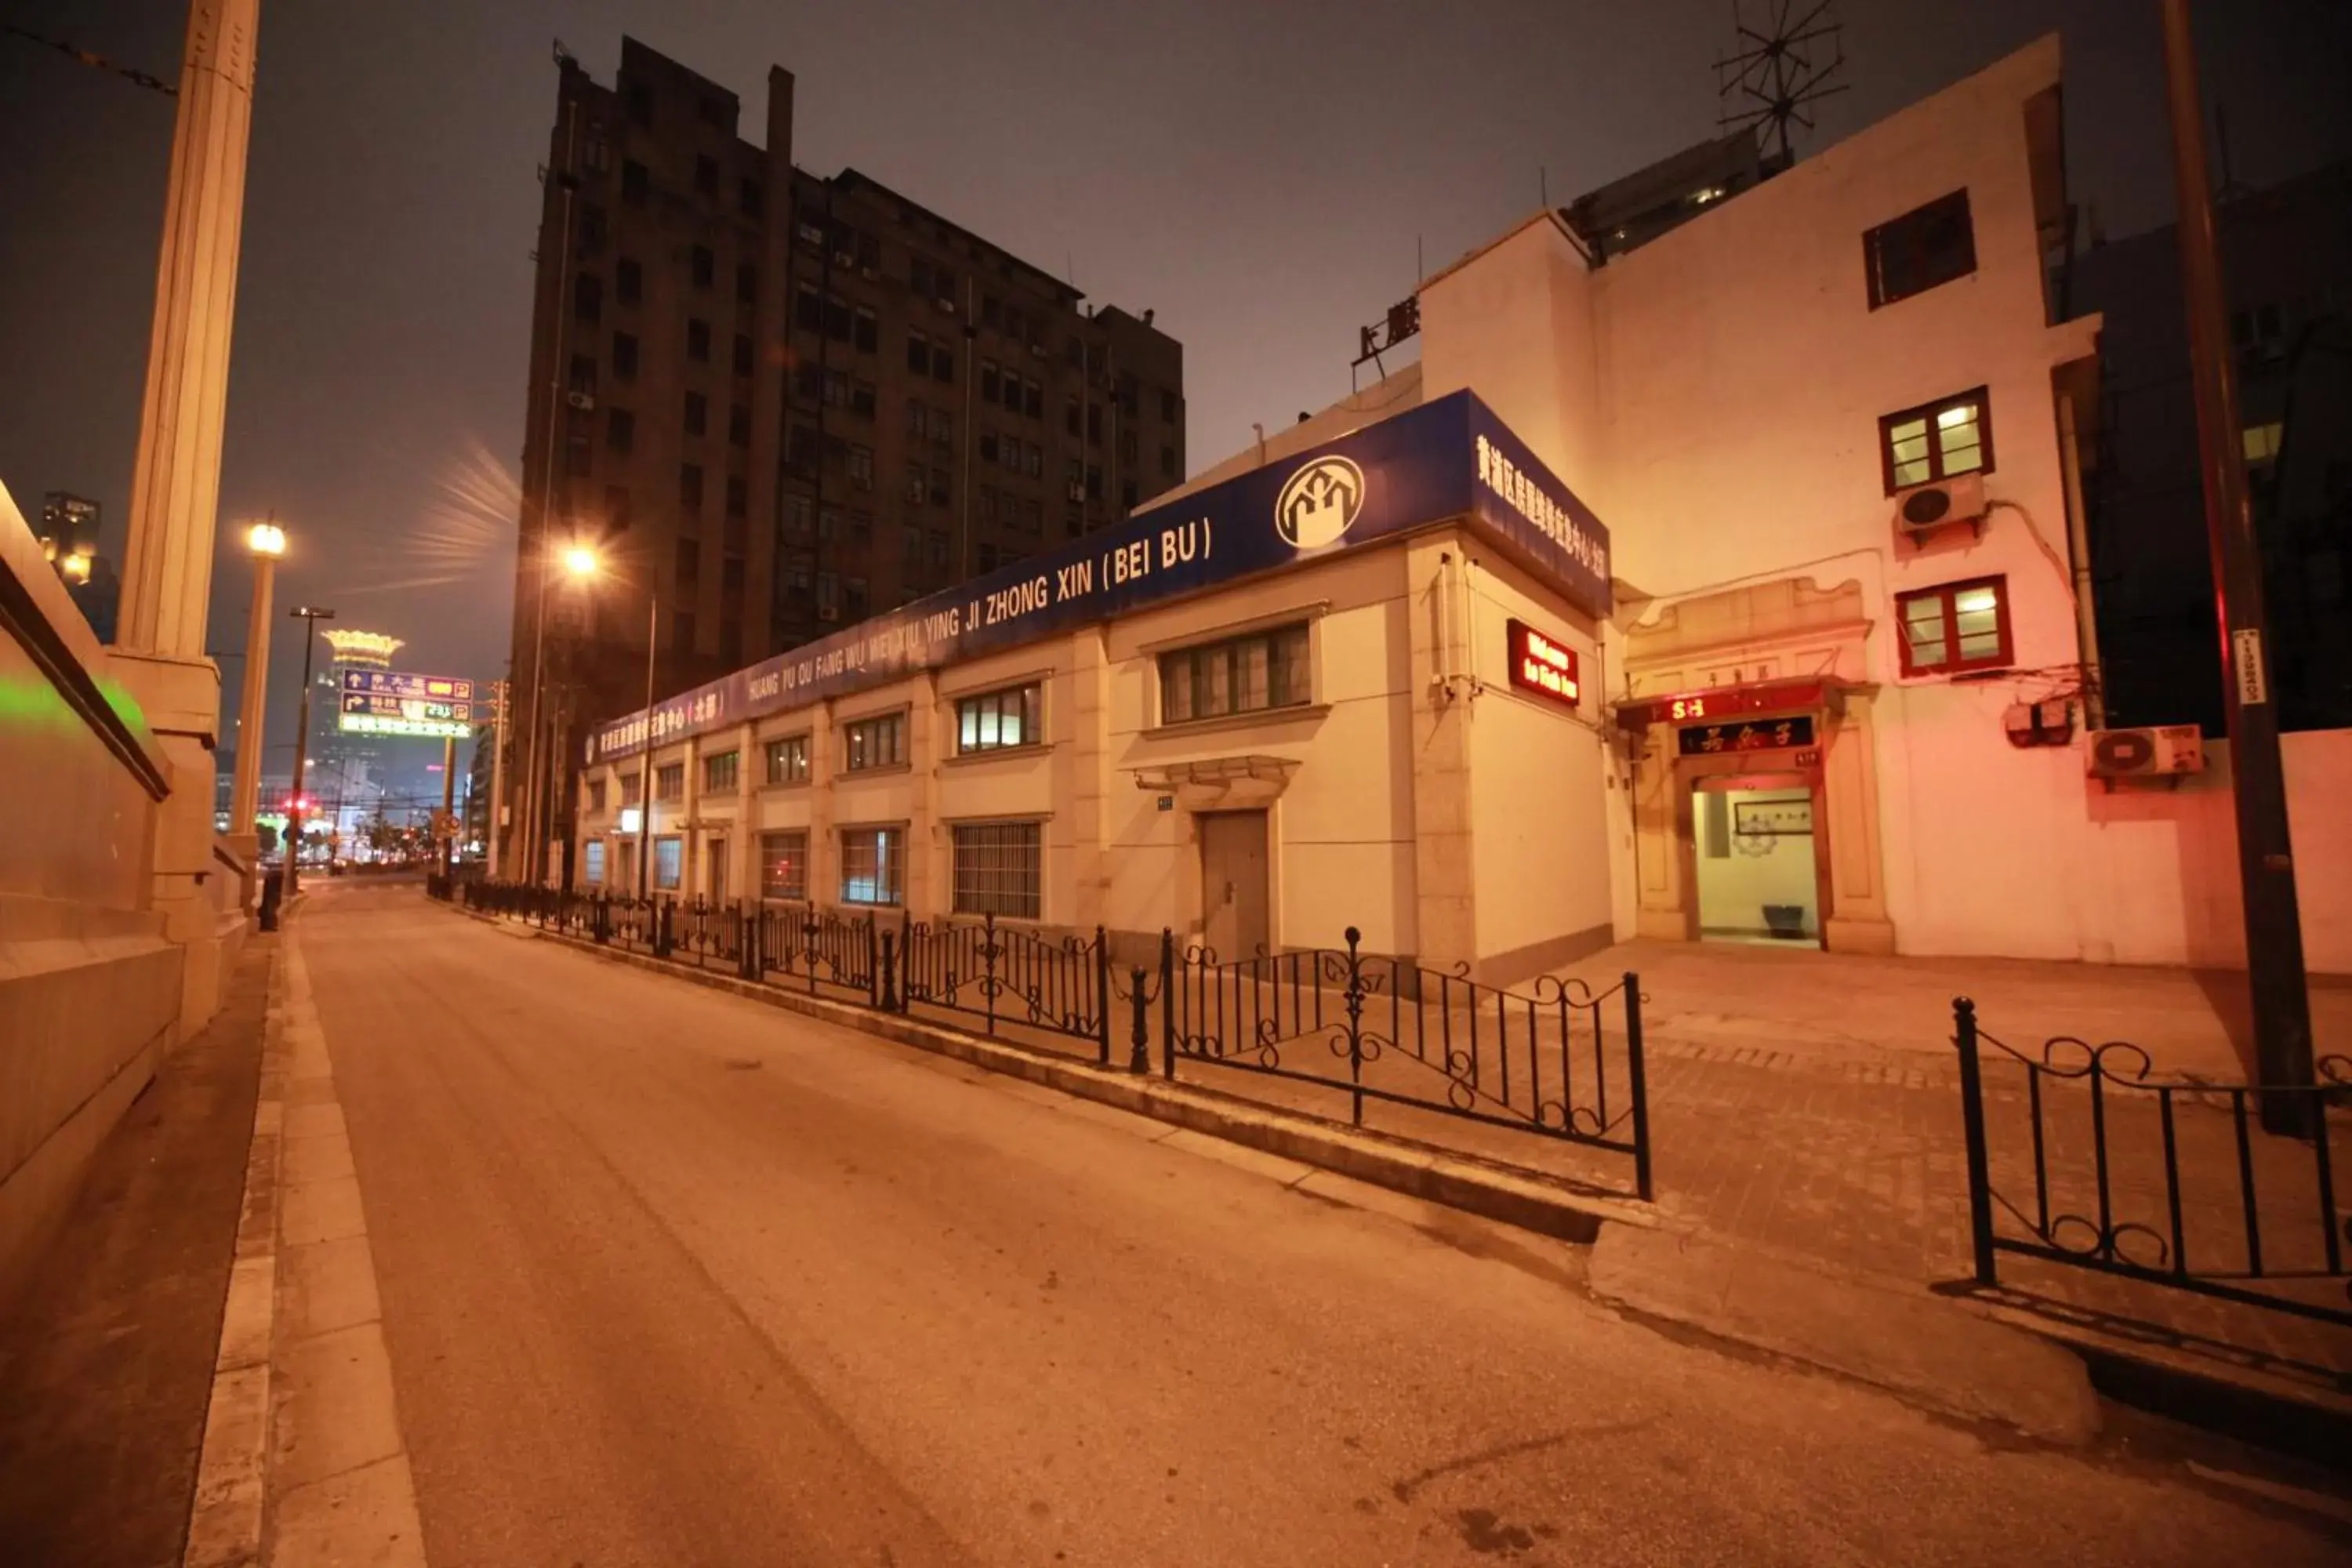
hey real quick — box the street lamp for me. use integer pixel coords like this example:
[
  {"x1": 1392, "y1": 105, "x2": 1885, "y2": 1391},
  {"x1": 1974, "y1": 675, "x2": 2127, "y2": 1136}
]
[
  {"x1": 229, "y1": 518, "x2": 285, "y2": 842},
  {"x1": 519, "y1": 537, "x2": 605, "y2": 885},
  {"x1": 284, "y1": 604, "x2": 336, "y2": 900}
]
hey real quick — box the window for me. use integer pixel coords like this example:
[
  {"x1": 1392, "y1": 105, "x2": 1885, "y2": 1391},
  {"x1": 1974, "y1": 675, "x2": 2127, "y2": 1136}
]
[
  {"x1": 733, "y1": 332, "x2": 753, "y2": 376},
  {"x1": 622, "y1": 158, "x2": 648, "y2": 205},
  {"x1": 980, "y1": 431, "x2": 1000, "y2": 465},
  {"x1": 759, "y1": 829, "x2": 808, "y2": 901},
  {"x1": 906, "y1": 400, "x2": 929, "y2": 438},
  {"x1": 606, "y1": 407, "x2": 633, "y2": 452},
  {"x1": 605, "y1": 484, "x2": 631, "y2": 530},
  {"x1": 2243, "y1": 422, "x2": 2284, "y2": 465},
  {"x1": 691, "y1": 245, "x2": 715, "y2": 289},
  {"x1": 655, "y1": 837, "x2": 683, "y2": 891},
  {"x1": 568, "y1": 354, "x2": 597, "y2": 395},
  {"x1": 846, "y1": 575, "x2": 869, "y2": 619},
  {"x1": 680, "y1": 463, "x2": 704, "y2": 508},
  {"x1": 929, "y1": 467, "x2": 949, "y2": 506},
  {"x1": 932, "y1": 343, "x2": 956, "y2": 383},
  {"x1": 982, "y1": 359, "x2": 1001, "y2": 401},
  {"x1": 736, "y1": 262, "x2": 757, "y2": 304},
  {"x1": 931, "y1": 409, "x2": 953, "y2": 448},
  {"x1": 655, "y1": 762, "x2": 685, "y2": 801},
  {"x1": 849, "y1": 444, "x2": 874, "y2": 488},
  {"x1": 952, "y1": 822, "x2": 1042, "y2": 919},
  {"x1": 902, "y1": 522, "x2": 922, "y2": 566},
  {"x1": 583, "y1": 840, "x2": 606, "y2": 886},
  {"x1": 1024, "y1": 380, "x2": 1043, "y2": 420},
  {"x1": 575, "y1": 273, "x2": 601, "y2": 323},
  {"x1": 839, "y1": 826, "x2": 905, "y2": 906},
  {"x1": 1159, "y1": 623, "x2": 1312, "y2": 724},
  {"x1": 1896, "y1": 576, "x2": 2013, "y2": 677},
  {"x1": 703, "y1": 750, "x2": 739, "y2": 792},
  {"x1": 695, "y1": 154, "x2": 718, "y2": 197},
  {"x1": 728, "y1": 403, "x2": 750, "y2": 448},
  {"x1": 854, "y1": 307, "x2": 877, "y2": 354},
  {"x1": 796, "y1": 284, "x2": 823, "y2": 332},
  {"x1": 673, "y1": 610, "x2": 696, "y2": 652},
  {"x1": 905, "y1": 459, "x2": 927, "y2": 503},
  {"x1": 687, "y1": 318, "x2": 710, "y2": 361},
  {"x1": 1161, "y1": 445, "x2": 1177, "y2": 479},
  {"x1": 907, "y1": 330, "x2": 931, "y2": 373},
  {"x1": 726, "y1": 474, "x2": 747, "y2": 517},
  {"x1": 1864, "y1": 190, "x2": 1976, "y2": 309},
  {"x1": 587, "y1": 779, "x2": 608, "y2": 814},
  {"x1": 616, "y1": 257, "x2": 642, "y2": 304},
  {"x1": 957, "y1": 682, "x2": 1040, "y2": 753},
  {"x1": 684, "y1": 391, "x2": 707, "y2": 436},
  {"x1": 850, "y1": 379, "x2": 877, "y2": 419},
  {"x1": 739, "y1": 176, "x2": 763, "y2": 218},
  {"x1": 1160, "y1": 387, "x2": 1179, "y2": 422},
  {"x1": 626, "y1": 84, "x2": 652, "y2": 126},
  {"x1": 764, "y1": 734, "x2": 809, "y2": 785},
  {"x1": 927, "y1": 530, "x2": 949, "y2": 568},
  {"x1": 612, "y1": 331, "x2": 639, "y2": 378},
  {"x1": 1879, "y1": 388, "x2": 1991, "y2": 492},
  {"x1": 620, "y1": 770, "x2": 644, "y2": 807},
  {"x1": 842, "y1": 711, "x2": 906, "y2": 771},
  {"x1": 676, "y1": 538, "x2": 700, "y2": 582},
  {"x1": 817, "y1": 570, "x2": 840, "y2": 622}
]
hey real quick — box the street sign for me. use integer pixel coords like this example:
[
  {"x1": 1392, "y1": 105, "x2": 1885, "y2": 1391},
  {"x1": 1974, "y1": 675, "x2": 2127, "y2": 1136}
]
[{"x1": 336, "y1": 669, "x2": 475, "y2": 739}]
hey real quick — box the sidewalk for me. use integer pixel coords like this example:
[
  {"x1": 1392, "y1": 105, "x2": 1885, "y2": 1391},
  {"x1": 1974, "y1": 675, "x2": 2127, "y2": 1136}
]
[{"x1": 0, "y1": 931, "x2": 274, "y2": 1565}]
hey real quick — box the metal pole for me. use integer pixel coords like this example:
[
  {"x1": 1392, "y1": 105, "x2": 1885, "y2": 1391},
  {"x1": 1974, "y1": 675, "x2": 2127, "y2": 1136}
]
[
  {"x1": 284, "y1": 606, "x2": 333, "y2": 901},
  {"x1": 229, "y1": 543, "x2": 275, "y2": 832},
  {"x1": 440, "y1": 733, "x2": 456, "y2": 878},
  {"x1": 637, "y1": 590, "x2": 657, "y2": 901},
  {"x1": 487, "y1": 677, "x2": 509, "y2": 880},
  {"x1": 2158, "y1": 0, "x2": 2314, "y2": 1125},
  {"x1": 1953, "y1": 997, "x2": 1999, "y2": 1287},
  {"x1": 521, "y1": 89, "x2": 581, "y2": 887}
]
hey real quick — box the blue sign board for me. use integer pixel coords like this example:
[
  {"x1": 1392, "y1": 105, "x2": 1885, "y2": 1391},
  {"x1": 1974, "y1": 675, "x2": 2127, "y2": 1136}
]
[{"x1": 588, "y1": 390, "x2": 1610, "y2": 764}]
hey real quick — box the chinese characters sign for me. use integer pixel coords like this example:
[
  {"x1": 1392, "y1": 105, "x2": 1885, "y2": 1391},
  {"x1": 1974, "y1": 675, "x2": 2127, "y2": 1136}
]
[
  {"x1": 1676, "y1": 715, "x2": 1817, "y2": 756},
  {"x1": 336, "y1": 669, "x2": 474, "y2": 739},
  {"x1": 1505, "y1": 618, "x2": 1580, "y2": 709}
]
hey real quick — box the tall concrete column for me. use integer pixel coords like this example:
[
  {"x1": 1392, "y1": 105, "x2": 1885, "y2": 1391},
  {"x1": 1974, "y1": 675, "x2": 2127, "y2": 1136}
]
[
  {"x1": 121, "y1": 0, "x2": 259, "y2": 659},
  {"x1": 110, "y1": 0, "x2": 263, "y2": 1035}
]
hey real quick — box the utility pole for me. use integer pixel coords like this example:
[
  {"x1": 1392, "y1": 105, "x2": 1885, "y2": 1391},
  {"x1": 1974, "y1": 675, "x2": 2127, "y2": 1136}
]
[
  {"x1": 2158, "y1": 0, "x2": 2314, "y2": 1125},
  {"x1": 229, "y1": 517, "x2": 285, "y2": 834},
  {"x1": 284, "y1": 604, "x2": 335, "y2": 901},
  {"x1": 488, "y1": 677, "x2": 510, "y2": 879},
  {"x1": 438, "y1": 734, "x2": 456, "y2": 879}
]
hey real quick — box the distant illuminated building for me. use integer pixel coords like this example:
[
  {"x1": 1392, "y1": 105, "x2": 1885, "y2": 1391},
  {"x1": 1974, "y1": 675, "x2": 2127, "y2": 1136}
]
[
  {"x1": 322, "y1": 629, "x2": 404, "y2": 670},
  {"x1": 38, "y1": 493, "x2": 118, "y2": 643}
]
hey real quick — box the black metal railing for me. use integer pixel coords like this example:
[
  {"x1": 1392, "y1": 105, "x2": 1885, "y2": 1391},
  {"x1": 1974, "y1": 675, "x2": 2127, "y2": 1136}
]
[
  {"x1": 1955, "y1": 997, "x2": 2352, "y2": 1327},
  {"x1": 435, "y1": 884, "x2": 1650, "y2": 1198},
  {"x1": 1164, "y1": 927, "x2": 1652, "y2": 1200}
]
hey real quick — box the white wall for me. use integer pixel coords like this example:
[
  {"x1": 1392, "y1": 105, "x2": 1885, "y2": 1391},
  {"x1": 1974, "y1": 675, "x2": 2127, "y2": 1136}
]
[{"x1": 1693, "y1": 789, "x2": 1818, "y2": 937}]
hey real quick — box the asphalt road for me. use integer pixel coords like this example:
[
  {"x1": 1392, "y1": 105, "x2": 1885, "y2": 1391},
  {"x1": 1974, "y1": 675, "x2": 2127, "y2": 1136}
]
[{"x1": 298, "y1": 884, "x2": 2349, "y2": 1567}]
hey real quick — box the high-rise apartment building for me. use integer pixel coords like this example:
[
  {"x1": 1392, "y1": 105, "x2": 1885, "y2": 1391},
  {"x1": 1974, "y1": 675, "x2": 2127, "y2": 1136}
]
[{"x1": 503, "y1": 38, "x2": 1185, "y2": 878}]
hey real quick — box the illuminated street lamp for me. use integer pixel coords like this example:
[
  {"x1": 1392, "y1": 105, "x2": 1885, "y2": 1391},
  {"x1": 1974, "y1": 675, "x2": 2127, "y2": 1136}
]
[
  {"x1": 229, "y1": 518, "x2": 285, "y2": 844},
  {"x1": 519, "y1": 539, "x2": 604, "y2": 884}
]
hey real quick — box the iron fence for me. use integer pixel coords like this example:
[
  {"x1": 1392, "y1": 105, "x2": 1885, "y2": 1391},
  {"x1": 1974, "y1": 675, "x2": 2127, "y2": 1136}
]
[
  {"x1": 435, "y1": 884, "x2": 1650, "y2": 1197},
  {"x1": 1155, "y1": 927, "x2": 1652, "y2": 1199},
  {"x1": 1955, "y1": 998, "x2": 2352, "y2": 1327}
]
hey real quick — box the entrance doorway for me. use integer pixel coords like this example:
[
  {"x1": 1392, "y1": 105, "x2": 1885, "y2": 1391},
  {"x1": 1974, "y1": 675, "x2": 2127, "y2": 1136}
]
[
  {"x1": 1200, "y1": 810, "x2": 1271, "y2": 959},
  {"x1": 1690, "y1": 775, "x2": 1821, "y2": 946}
]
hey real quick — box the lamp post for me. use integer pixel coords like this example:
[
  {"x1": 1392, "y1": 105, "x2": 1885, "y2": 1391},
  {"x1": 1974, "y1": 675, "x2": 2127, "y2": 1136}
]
[
  {"x1": 637, "y1": 586, "x2": 658, "y2": 902},
  {"x1": 230, "y1": 518, "x2": 285, "y2": 837},
  {"x1": 284, "y1": 604, "x2": 336, "y2": 901}
]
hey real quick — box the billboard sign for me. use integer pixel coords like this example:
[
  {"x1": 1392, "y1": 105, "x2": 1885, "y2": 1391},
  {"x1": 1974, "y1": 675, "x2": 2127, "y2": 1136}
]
[
  {"x1": 337, "y1": 668, "x2": 474, "y2": 739},
  {"x1": 587, "y1": 390, "x2": 1612, "y2": 765}
]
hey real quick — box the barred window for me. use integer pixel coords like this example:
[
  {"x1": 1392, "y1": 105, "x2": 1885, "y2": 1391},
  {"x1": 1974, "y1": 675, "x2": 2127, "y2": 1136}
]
[
  {"x1": 1158, "y1": 623, "x2": 1312, "y2": 724},
  {"x1": 760, "y1": 829, "x2": 808, "y2": 901},
  {"x1": 840, "y1": 826, "x2": 904, "y2": 906},
  {"x1": 842, "y1": 712, "x2": 906, "y2": 771},
  {"x1": 764, "y1": 734, "x2": 809, "y2": 785},
  {"x1": 583, "y1": 840, "x2": 607, "y2": 886},
  {"x1": 952, "y1": 822, "x2": 1041, "y2": 919},
  {"x1": 620, "y1": 770, "x2": 644, "y2": 807},
  {"x1": 702, "y1": 750, "x2": 739, "y2": 792},
  {"x1": 956, "y1": 683, "x2": 1040, "y2": 753},
  {"x1": 654, "y1": 836, "x2": 683, "y2": 890},
  {"x1": 586, "y1": 779, "x2": 607, "y2": 813},
  {"x1": 655, "y1": 762, "x2": 684, "y2": 800}
]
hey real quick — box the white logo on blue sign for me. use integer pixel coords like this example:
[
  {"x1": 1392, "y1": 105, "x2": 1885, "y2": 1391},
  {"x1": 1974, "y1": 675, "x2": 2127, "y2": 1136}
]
[{"x1": 1275, "y1": 456, "x2": 1365, "y2": 550}]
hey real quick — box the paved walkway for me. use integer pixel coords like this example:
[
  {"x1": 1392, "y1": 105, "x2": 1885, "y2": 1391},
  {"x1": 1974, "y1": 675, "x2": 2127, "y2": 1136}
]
[{"x1": 0, "y1": 934, "x2": 273, "y2": 1566}]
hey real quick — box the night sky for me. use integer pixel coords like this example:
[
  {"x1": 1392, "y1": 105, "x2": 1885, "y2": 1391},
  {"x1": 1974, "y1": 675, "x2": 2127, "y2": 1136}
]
[{"x1": 4, "y1": 0, "x2": 2347, "y2": 792}]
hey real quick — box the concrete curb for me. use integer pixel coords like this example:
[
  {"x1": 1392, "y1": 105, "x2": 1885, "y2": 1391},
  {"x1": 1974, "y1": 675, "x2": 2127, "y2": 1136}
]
[
  {"x1": 441, "y1": 902, "x2": 2348, "y2": 1467},
  {"x1": 180, "y1": 930, "x2": 289, "y2": 1568}
]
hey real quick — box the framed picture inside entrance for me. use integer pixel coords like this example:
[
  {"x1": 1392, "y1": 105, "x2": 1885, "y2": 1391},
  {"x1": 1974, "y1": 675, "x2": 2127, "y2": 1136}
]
[{"x1": 1733, "y1": 798, "x2": 1813, "y2": 837}]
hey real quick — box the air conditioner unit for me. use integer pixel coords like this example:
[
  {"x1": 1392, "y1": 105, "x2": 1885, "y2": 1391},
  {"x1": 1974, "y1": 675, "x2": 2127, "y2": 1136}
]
[
  {"x1": 566, "y1": 390, "x2": 595, "y2": 411},
  {"x1": 938, "y1": 296, "x2": 956, "y2": 314},
  {"x1": 860, "y1": 266, "x2": 879, "y2": 281},
  {"x1": 2089, "y1": 725, "x2": 2205, "y2": 779},
  {"x1": 1030, "y1": 343, "x2": 1047, "y2": 358},
  {"x1": 833, "y1": 251, "x2": 855, "y2": 268},
  {"x1": 1893, "y1": 471, "x2": 1987, "y2": 536},
  {"x1": 1066, "y1": 481, "x2": 1086, "y2": 503}
]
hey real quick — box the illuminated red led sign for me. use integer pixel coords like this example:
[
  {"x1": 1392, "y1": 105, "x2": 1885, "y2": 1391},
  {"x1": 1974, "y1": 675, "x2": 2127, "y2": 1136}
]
[{"x1": 1505, "y1": 619, "x2": 1581, "y2": 709}]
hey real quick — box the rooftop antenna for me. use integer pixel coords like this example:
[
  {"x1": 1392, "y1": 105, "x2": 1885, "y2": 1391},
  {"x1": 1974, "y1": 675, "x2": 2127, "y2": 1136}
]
[{"x1": 1715, "y1": 0, "x2": 1849, "y2": 166}]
